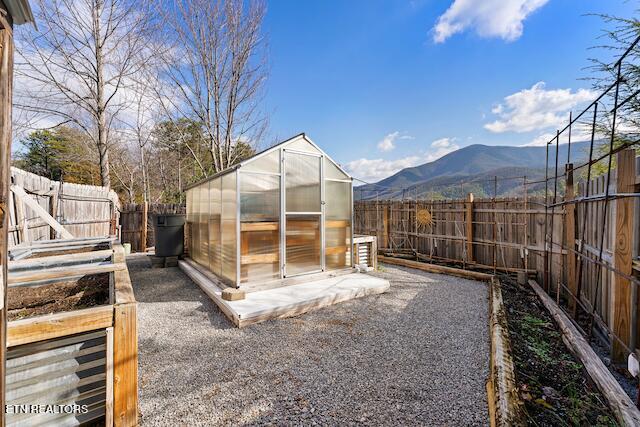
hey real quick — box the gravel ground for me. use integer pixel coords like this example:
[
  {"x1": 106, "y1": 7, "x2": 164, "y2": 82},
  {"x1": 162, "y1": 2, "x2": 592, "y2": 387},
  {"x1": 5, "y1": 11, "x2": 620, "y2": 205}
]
[{"x1": 129, "y1": 254, "x2": 490, "y2": 426}]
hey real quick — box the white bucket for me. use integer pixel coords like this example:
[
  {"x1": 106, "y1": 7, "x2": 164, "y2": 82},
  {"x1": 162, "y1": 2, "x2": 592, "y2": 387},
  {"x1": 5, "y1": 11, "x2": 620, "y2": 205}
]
[{"x1": 123, "y1": 243, "x2": 131, "y2": 255}]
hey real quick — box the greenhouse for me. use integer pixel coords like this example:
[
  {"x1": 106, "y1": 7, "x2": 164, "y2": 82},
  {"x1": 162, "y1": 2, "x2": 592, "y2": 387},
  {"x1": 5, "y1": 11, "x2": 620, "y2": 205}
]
[{"x1": 184, "y1": 134, "x2": 353, "y2": 289}]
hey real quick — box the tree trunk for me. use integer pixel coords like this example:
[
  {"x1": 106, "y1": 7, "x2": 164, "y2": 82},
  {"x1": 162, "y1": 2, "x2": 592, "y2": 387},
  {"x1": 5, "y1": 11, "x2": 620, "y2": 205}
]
[
  {"x1": 140, "y1": 143, "x2": 148, "y2": 203},
  {"x1": 93, "y1": 0, "x2": 111, "y2": 188},
  {"x1": 97, "y1": 115, "x2": 110, "y2": 188},
  {"x1": 128, "y1": 172, "x2": 135, "y2": 203}
]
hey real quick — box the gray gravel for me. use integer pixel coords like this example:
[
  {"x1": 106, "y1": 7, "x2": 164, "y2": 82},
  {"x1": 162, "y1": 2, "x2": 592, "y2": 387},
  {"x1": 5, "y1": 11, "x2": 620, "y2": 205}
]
[{"x1": 128, "y1": 254, "x2": 490, "y2": 426}]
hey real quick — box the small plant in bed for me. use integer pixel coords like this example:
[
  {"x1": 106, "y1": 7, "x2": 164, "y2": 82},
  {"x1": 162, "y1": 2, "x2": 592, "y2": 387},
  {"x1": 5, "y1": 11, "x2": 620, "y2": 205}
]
[{"x1": 499, "y1": 275, "x2": 617, "y2": 426}]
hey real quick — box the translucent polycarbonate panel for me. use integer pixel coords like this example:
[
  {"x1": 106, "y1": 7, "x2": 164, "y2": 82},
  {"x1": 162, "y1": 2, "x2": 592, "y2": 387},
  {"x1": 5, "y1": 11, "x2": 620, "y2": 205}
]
[
  {"x1": 186, "y1": 189, "x2": 193, "y2": 220},
  {"x1": 325, "y1": 180, "x2": 351, "y2": 220},
  {"x1": 285, "y1": 152, "x2": 321, "y2": 213},
  {"x1": 209, "y1": 178, "x2": 222, "y2": 275},
  {"x1": 325, "y1": 180, "x2": 352, "y2": 270},
  {"x1": 325, "y1": 223, "x2": 351, "y2": 269},
  {"x1": 199, "y1": 181, "x2": 210, "y2": 266},
  {"x1": 191, "y1": 186, "x2": 201, "y2": 264},
  {"x1": 242, "y1": 149, "x2": 280, "y2": 174},
  {"x1": 186, "y1": 189, "x2": 194, "y2": 256},
  {"x1": 324, "y1": 156, "x2": 349, "y2": 180},
  {"x1": 221, "y1": 172, "x2": 237, "y2": 221},
  {"x1": 287, "y1": 138, "x2": 320, "y2": 154},
  {"x1": 221, "y1": 220, "x2": 237, "y2": 282},
  {"x1": 221, "y1": 172, "x2": 237, "y2": 283},
  {"x1": 240, "y1": 173, "x2": 280, "y2": 222},
  {"x1": 239, "y1": 172, "x2": 280, "y2": 283},
  {"x1": 240, "y1": 228, "x2": 280, "y2": 283},
  {"x1": 286, "y1": 215, "x2": 321, "y2": 276}
]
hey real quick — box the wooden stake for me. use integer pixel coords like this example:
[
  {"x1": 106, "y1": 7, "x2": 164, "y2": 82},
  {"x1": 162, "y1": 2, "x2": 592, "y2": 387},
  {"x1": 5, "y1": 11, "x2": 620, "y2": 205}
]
[
  {"x1": 465, "y1": 193, "x2": 474, "y2": 263},
  {"x1": 382, "y1": 204, "x2": 390, "y2": 249},
  {"x1": 612, "y1": 150, "x2": 635, "y2": 363}
]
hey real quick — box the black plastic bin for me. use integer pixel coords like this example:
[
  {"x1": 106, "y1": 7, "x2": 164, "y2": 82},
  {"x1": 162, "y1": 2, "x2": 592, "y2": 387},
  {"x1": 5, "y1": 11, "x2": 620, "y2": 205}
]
[{"x1": 154, "y1": 214, "x2": 185, "y2": 257}]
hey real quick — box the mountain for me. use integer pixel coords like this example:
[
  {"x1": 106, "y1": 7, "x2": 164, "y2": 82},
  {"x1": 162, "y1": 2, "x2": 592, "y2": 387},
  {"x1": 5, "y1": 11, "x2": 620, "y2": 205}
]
[{"x1": 355, "y1": 141, "x2": 593, "y2": 200}]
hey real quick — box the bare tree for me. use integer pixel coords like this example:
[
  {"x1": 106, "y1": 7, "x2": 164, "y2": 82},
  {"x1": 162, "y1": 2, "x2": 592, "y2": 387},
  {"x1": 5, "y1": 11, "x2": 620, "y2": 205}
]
[
  {"x1": 157, "y1": 0, "x2": 268, "y2": 175},
  {"x1": 14, "y1": 0, "x2": 153, "y2": 188},
  {"x1": 117, "y1": 74, "x2": 160, "y2": 203},
  {"x1": 109, "y1": 140, "x2": 138, "y2": 203}
]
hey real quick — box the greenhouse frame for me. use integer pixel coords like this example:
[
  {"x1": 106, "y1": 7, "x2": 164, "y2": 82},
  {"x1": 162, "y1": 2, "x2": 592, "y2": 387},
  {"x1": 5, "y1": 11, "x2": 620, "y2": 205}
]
[{"x1": 185, "y1": 134, "x2": 354, "y2": 289}]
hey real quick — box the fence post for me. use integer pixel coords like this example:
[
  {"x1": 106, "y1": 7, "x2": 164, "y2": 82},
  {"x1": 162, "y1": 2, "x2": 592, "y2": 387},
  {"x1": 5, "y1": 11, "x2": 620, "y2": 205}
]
[
  {"x1": 14, "y1": 190, "x2": 26, "y2": 244},
  {"x1": 565, "y1": 164, "x2": 577, "y2": 317},
  {"x1": 0, "y1": 26, "x2": 15, "y2": 427},
  {"x1": 612, "y1": 149, "x2": 635, "y2": 363},
  {"x1": 113, "y1": 302, "x2": 138, "y2": 426},
  {"x1": 141, "y1": 202, "x2": 148, "y2": 252},
  {"x1": 49, "y1": 186, "x2": 58, "y2": 240},
  {"x1": 465, "y1": 193, "x2": 474, "y2": 263},
  {"x1": 382, "y1": 203, "x2": 389, "y2": 250}
]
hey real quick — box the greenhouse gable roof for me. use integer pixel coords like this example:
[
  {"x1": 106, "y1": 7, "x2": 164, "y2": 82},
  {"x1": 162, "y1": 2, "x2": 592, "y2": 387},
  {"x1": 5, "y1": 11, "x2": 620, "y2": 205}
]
[{"x1": 183, "y1": 133, "x2": 351, "y2": 191}]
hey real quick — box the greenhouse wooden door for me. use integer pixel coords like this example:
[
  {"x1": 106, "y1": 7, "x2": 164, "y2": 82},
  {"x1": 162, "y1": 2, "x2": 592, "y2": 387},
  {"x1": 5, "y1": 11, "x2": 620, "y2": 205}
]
[{"x1": 283, "y1": 150, "x2": 324, "y2": 277}]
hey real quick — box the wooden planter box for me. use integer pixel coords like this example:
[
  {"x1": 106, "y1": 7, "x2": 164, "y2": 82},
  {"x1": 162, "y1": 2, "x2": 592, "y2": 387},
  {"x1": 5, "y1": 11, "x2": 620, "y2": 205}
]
[
  {"x1": 353, "y1": 235, "x2": 377, "y2": 270},
  {"x1": 6, "y1": 238, "x2": 138, "y2": 426}
]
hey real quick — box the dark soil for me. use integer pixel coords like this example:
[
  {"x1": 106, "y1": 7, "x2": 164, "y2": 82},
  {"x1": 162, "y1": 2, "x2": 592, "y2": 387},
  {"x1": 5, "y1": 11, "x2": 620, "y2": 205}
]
[
  {"x1": 500, "y1": 275, "x2": 618, "y2": 426},
  {"x1": 7, "y1": 273, "x2": 110, "y2": 321}
]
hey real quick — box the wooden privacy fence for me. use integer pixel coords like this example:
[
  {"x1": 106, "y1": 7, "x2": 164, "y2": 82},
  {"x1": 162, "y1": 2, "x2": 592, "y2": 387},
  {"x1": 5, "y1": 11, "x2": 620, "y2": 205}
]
[
  {"x1": 355, "y1": 151, "x2": 640, "y2": 361},
  {"x1": 8, "y1": 167, "x2": 120, "y2": 246},
  {"x1": 355, "y1": 195, "x2": 556, "y2": 275},
  {"x1": 120, "y1": 203, "x2": 185, "y2": 252}
]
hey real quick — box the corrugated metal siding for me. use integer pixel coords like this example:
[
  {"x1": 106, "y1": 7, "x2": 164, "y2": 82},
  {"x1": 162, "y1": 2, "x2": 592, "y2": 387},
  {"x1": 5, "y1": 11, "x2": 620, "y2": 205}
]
[{"x1": 6, "y1": 330, "x2": 108, "y2": 426}]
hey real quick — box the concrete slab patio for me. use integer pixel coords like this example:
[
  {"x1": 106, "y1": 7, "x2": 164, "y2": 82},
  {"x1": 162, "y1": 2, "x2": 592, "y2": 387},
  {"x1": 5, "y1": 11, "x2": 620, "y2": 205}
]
[
  {"x1": 129, "y1": 253, "x2": 490, "y2": 425},
  {"x1": 179, "y1": 258, "x2": 390, "y2": 327}
]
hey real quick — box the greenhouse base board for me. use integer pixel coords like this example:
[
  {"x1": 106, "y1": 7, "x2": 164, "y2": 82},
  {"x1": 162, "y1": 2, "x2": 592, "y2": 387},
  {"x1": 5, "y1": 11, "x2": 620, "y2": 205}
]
[{"x1": 178, "y1": 258, "x2": 390, "y2": 328}]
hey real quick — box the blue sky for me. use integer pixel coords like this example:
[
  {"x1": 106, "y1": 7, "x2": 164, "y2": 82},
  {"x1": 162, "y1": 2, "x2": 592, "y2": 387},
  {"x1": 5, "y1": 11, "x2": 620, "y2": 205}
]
[{"x1": 261, "y1": 0, "x2": 636, "y2": 182}]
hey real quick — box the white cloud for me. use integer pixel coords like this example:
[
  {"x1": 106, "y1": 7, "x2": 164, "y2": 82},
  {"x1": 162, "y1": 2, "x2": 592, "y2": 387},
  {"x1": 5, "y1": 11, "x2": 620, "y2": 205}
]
[
  {"x1": 425, "y1": 137, "x2": 459, "y2": 161},
  {"x1": 377, "y1": 131, "x2": 399, "y2": 152},
  {"x1": 345, "y1": 156, "x2": 422, "y2": 183},
  {"x1": 521, "y1": 132, "x2": 556, "y2": 147},
  {"x1": 485, "y1": 82, "x2": 595, "y2": 134},
  {"x1": 522, "y1": 123, "x2": 596, "y2": 147},
  {"x1": 347, "y1": 137, "x2": 459, "y2": 182},
  {"x1": 377, "y1": 131, "x2": 414, "y2": 152},
  {"x1": 433, "y1": 0, "x2": 549, "y2": 43}
]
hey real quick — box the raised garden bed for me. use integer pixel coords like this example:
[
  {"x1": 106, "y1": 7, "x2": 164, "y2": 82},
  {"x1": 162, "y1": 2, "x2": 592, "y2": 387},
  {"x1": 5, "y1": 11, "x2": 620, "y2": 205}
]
[
  {"x1": 7, "y1": 273, "x2": 110, "y2": 320},
  {"x1": 499, "y1": 275, "x2": 617, "y2": 425},
  {"x1": 6, "y1": 238, "x2": 138, "y2": 426}
]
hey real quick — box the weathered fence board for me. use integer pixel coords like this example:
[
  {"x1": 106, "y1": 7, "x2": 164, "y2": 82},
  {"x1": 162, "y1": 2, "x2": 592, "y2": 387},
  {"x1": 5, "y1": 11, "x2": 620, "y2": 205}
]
[
  {"x1": 8, "y1": 168, "x2": 120, "y2": 246},
  {"x1": 120, "y1": 203, "x2": 185, "y2": 252}
]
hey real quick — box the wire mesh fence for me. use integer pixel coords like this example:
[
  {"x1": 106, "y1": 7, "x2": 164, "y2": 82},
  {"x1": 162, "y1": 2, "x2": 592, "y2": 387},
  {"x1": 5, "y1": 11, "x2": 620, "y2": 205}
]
[{"x1": 354, "y1": 35, "x2": 640, "y2": 369}]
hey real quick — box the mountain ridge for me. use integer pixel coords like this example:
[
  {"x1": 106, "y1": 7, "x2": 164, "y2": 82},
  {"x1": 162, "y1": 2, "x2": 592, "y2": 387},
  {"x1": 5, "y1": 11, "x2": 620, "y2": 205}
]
[{"x1": 355, "y1": 141, "x2": 592, "y2": 200}]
